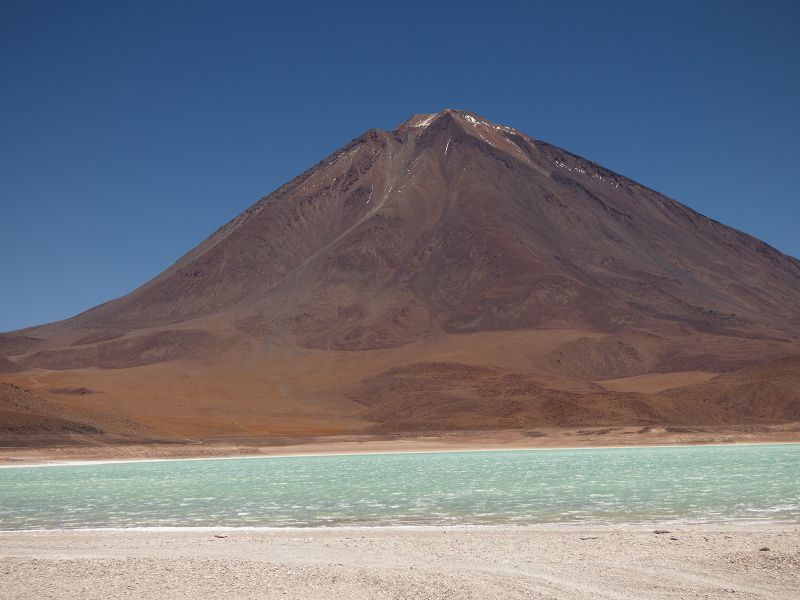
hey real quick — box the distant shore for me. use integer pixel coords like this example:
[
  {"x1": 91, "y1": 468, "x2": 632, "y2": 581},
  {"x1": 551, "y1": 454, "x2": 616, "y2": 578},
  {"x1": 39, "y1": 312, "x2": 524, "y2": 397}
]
[
  {"x1": 2, "y1": 525, "x2": 798, "y2": 599},
  {"x1": 2, "y1": 426, "x2": 799, "y2": 466}
]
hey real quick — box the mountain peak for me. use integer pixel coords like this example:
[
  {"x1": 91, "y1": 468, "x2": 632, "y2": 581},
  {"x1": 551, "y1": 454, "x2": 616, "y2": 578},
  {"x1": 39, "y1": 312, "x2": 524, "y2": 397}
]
[
  {"x1": 394, "y1": 109, "x2": 530, "y2": 167},
  {"x1": 397, "y1": 109, "x2": 515, "y2": 133}
]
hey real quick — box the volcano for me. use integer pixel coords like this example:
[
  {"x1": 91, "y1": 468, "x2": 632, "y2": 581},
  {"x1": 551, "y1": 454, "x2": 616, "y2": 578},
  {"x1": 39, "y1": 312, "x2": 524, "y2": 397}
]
[{"x1": 2, "y1": 109, "x2": 800, "y2": 444}]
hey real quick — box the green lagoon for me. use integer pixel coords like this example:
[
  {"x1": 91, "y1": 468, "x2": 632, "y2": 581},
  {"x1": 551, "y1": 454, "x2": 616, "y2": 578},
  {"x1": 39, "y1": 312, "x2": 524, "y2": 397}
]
[{"x1": 1, "y1": 444, "x2": 798, "y2": 530}]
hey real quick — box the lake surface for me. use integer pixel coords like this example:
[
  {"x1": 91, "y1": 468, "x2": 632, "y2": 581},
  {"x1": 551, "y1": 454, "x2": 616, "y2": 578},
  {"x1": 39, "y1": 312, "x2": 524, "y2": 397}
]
[{"x1": 1, "y1": 444, "x2": 798, "y2": 530}]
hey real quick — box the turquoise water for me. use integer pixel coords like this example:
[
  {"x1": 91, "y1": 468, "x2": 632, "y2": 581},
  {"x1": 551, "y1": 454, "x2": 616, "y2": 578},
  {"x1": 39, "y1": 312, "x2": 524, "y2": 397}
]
[{"x1": 0, "y1": 444, "x2": 798, "y2": 530}]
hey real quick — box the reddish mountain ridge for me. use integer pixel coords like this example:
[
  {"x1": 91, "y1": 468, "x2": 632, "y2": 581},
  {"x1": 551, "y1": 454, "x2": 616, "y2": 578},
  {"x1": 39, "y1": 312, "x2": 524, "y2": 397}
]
[{"x1": 2, "y1": 109, "x2": 799, "y2": 443}]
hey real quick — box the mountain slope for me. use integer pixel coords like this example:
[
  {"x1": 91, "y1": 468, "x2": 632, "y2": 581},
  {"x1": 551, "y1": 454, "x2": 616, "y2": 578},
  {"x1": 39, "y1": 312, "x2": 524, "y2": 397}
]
[{"x1": 2, "y1": 110, "x2": 799, "y2": 440}]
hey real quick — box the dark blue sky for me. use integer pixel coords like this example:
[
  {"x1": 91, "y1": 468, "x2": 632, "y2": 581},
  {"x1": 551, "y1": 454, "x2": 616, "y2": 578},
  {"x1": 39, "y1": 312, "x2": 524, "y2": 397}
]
[{"x1": 2, "y1": 0, "x2": 799, "y2": 332}]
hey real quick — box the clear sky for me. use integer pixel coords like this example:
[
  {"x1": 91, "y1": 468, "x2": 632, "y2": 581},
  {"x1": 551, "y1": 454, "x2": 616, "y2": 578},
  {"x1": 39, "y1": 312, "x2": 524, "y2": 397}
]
[{"x1": 2, "y1": 0, "x2": 798, "y2": 332}]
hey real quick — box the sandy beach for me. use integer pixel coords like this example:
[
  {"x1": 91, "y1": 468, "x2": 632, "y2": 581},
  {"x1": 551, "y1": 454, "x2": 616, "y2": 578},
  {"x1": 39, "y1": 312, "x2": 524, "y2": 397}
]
[{"x1": 1, "y1": 526, "x2": 798, "y2": 599}]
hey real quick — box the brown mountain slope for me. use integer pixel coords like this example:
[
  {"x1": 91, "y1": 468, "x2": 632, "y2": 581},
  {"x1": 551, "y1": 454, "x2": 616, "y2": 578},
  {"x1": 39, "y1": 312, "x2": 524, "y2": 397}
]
[
  {"x1": 0, "y1": 382, "x2": 103, "y2": 446},
  {"x1": 665, "y1": 355, "x2": 800, "y2": 422},
  {"x1": 2, "y1": 110, "x2": 799, "y2": 442}
]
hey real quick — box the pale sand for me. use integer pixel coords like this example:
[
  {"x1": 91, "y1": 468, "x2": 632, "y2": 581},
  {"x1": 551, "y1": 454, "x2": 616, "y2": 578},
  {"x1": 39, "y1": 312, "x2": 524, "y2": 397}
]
[
  {"x1": 596, "y1": 370, "x2": 720, "y2": 394},
  {"x1": 1, "y1": 527, "x2": 798, "y2": 599}
]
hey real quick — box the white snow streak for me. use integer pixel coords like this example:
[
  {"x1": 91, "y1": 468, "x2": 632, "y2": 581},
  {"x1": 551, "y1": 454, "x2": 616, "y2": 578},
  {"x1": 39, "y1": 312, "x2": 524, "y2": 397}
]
[
  {"x1": 552, "y1": 157, "x2": 621, "y2": 188},
  {"x1": 412, "y1": 114, "x2": 436, "y2": 128}
]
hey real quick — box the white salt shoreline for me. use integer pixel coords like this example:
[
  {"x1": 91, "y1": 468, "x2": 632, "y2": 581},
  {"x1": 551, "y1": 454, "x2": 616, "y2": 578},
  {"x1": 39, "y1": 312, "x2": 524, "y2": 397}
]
[
  {"x1": 2, "y1": 520, "x2": 797, "y2": 534},
  {"x1": 2, "y1": 440, "x2": 797, "y2": 469}
]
